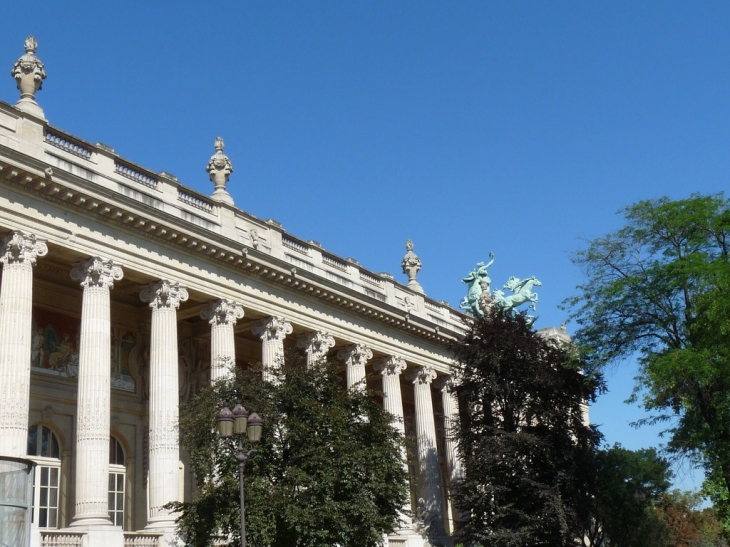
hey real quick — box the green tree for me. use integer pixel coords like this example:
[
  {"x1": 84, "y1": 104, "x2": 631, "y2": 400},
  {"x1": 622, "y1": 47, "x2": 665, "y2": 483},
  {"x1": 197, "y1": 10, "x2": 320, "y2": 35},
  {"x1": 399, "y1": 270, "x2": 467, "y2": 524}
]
[
  {"x1": 450, "y1": 308, "x2": 602, "y2": 547},
  {"x1": 586, "y1": 444, "x2": 672, "y2": 547},
  {"x1": 657, "y1": 490, "x2": 729, "y2": 547},
  {"x1": 566, "y1": 193, "x2": 730, "y2": 527},
  {"x1": 171, "y1": 355, "x2": 409, "y2": 547}
]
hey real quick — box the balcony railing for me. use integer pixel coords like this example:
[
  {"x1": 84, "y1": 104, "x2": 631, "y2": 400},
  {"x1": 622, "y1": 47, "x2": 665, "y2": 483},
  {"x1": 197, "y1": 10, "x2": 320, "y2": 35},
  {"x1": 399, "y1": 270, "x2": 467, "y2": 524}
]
[{"x1": 40, "y1": 531, "x2": 85, "y2": 547}]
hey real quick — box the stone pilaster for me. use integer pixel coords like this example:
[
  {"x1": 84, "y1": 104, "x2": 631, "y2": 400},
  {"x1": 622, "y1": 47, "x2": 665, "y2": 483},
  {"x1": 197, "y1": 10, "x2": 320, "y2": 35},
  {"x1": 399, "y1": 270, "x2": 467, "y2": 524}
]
[
  {"x1": 252, "y1": 316, "x2": 292, "y2": 383},
  {"x1": 406, "y1": 366, "x2": 445, "y2": 538},
  {"x1": 200, "y1": 299, "x2": 243, "y2": 383},
  {"x1": 140, "y1": 280, "x2": 188, "y2": 531},
  {"x1": 337, "y1": 344, "x2": 372, "y2": 391},
  {"x1": 70, "y1": 257, "x2": 123, "y2": 526},
  {"x1": 0, "y1": 231, "x2": 47, "y2": 457},
  {"x1": 436, "y1": 375, "x2": 464, "y2": 534}
]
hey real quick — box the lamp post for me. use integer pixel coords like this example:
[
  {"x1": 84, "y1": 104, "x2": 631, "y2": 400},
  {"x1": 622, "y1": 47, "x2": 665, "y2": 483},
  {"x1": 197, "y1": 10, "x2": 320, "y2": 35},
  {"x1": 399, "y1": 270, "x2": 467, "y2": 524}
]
[{"x1": 216, "y1": 402, "x2": 264, "y2": 547}]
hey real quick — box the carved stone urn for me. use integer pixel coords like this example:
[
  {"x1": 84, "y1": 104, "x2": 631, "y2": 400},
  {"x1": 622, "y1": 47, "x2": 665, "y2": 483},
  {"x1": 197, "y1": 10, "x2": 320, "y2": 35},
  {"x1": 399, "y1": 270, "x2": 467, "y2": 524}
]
[
  {"x1": 401, "y1": 239, "x2": 424, "y2": 294},
  {"x1": 11, "y1": 36, "x2": 47, "y2": 118},
  {"x1": 206, "y1": 137, "x2": 234, "y2": 205}
]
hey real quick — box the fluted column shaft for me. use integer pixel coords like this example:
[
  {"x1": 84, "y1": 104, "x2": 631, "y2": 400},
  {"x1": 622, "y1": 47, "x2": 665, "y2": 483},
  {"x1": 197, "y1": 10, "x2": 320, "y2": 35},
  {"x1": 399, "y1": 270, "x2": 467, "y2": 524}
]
[
  {"x1": 407, "y1": 366, "x2": 444, "y2": 535},
  {"x1": 0, "y1": 232, "x2": 47, "y2": 457},
  {"x1": 70, "y1": 257, "x2": 123, "y2": 526},
  {"x1": 200, "y1": 299, "x2": 243, "y2": 383},
  {"x1": 297, "y1": 331, "x2": 335, "y2": 368},
  {"x1": 141, "y1": 280, "x2": 188, "y2": 530},
  {"x1": 252, "y1": 316, "x2": 292, "y2": 383},
  {"x1": 374, "y1": 356, "x2": 411, "y2": 523},
  {"x1": 437, "y1": 376, "x2": 464, "y2": 533},
  {"x1": 338, "y1": 344, "x2": 372, "y2": 391}
]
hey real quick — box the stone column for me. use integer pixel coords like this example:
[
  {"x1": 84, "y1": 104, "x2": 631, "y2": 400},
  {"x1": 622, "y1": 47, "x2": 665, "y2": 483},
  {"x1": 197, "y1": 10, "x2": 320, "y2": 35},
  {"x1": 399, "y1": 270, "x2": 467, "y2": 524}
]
[
  {"x1": 252, "y1": 316, "x2": 292, "y2": 383},
  {"x1": 436, "y1": 376, "x2": 464, "y2": 534},
  {"x1": 374, "y1": 356, "x2": 412, "y2": 525},
  {"x1": 407, "y1": 366, "x2": 445, "y2": 538},
  {"x1": 338, "y1": 344, "x2": 372, "y2": 391},
  {"x1": 70, "y1": 257, "x2": 123, "y2": 526},
  {"x1": 0, "y1": 232, "x2": 47, "y2": 457},
  {"x1": 297, "y1": 331, "x2": 335, "y2": 368},
  {"x1": 200, "y1": 299, "x2": 243, "y2": 383},
  {"x1": 140, "y1": 280, "x2": 188, "y2": 531}
]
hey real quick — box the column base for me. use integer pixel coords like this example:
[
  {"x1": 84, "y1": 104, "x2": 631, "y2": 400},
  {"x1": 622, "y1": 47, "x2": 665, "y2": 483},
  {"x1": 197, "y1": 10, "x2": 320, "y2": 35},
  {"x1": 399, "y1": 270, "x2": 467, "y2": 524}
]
[
  {"x1": 145, "y1": 517, "x2": 176, "y2": 532},
  {"x1": 69, "y1": 513, "x2": 113, "y2": 527}
]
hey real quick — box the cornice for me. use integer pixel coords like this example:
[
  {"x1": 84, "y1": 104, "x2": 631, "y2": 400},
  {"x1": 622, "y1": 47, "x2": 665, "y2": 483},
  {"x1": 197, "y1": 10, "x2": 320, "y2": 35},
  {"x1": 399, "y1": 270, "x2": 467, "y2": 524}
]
[{"x1": 0, "y1": 153, "x2": 466, "y2": 347}]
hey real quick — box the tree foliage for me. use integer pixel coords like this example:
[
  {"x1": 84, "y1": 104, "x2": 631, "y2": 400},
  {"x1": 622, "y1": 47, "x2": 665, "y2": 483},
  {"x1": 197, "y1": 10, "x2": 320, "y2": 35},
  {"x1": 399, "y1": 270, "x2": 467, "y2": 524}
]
[
  {"x1": 450, "y1": 308, "x2": 602, "y2": 547},
  {"x1": 566, "y1": 193, "x2": 730, "y2": 525},
  {"x1": 171, "y1": 354, "x2": 409, "y2": 547},
  {"x1": 586, "y1": 444, "x2": 673, "y2": 547},
  {"x1": 656, "y1": 490, "x2": 729, "y2": 547}
]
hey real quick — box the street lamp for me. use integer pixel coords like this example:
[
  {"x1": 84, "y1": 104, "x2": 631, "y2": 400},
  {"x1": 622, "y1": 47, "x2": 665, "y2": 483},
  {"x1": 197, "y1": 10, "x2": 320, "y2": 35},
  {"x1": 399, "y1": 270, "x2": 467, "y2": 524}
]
[{"x1": 216, "y1": 402, "x2": 264, "y2": 547}]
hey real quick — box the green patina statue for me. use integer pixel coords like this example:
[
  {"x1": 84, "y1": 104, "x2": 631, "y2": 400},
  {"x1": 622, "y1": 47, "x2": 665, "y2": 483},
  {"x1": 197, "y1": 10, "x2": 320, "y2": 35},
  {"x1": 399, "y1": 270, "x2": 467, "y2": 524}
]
[
  {"x1": 492, "y1": 275, "x2": 542, "y2": 312},
  {"x1": 460, "y1": 254, "x2": 541, "y2": 317},
  {"x1": 459, "y1": 253, "x2": 494, "y2": 317}
]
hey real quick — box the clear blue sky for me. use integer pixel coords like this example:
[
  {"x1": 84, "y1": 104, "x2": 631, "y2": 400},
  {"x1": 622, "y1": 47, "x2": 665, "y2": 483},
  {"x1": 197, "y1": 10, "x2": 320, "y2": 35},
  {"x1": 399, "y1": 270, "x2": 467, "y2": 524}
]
[{"x1": 3, "y1": 2, "x2": 729, "y2": 491}]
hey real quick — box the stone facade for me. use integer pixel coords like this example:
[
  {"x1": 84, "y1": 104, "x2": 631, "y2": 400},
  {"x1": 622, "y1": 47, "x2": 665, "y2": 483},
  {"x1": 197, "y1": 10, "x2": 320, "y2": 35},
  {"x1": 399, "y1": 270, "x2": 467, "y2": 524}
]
[{"x1": 0, "y1": 39, "x2": 471, "y2": 547}]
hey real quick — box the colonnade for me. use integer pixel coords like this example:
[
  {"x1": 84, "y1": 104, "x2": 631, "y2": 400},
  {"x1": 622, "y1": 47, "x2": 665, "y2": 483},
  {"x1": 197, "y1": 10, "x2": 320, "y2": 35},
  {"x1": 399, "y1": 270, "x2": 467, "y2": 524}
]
[{"x1": 0, "y1": 229, "x2": 461, "y2": 537}]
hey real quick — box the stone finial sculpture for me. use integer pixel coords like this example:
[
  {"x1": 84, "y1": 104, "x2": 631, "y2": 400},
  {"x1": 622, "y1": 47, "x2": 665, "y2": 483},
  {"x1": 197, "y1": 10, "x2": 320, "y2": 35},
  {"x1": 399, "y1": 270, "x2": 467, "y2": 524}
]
[
  {"x1": 11, "y1": 36, "x2": 47, "y2": 119},
  {"x1": 401, "y1": 239, "x2": 424, "y2": 294},
  {"x1": 206, "y1": 137, "x2": 234, "y2": 205}
]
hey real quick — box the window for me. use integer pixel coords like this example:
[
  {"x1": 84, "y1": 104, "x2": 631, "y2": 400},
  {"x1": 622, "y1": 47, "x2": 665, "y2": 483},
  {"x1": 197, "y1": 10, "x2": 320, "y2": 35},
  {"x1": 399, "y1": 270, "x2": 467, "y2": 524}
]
[
  {"x1": 109, "y1": 436, "x2": 126, "y2": 527},
  {"x1": 27, "y1": 424, "x2": 61, "y2": 528}
]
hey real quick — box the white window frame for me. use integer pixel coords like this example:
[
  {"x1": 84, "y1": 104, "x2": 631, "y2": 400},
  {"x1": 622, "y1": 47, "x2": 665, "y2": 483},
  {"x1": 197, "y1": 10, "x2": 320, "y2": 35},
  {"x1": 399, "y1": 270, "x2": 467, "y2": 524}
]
[
  {"x1": 109, "y1": 436, "x2": 126, "y2": 528},
  {"x1": 27, "y1": 425, "x2": 62, "y2": 529}
]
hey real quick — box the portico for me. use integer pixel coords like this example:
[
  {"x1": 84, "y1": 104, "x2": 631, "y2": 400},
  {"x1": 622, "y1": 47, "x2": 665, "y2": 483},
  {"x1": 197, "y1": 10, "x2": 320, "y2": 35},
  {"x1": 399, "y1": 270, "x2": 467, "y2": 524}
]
[{"x1": 0, "y1": 36, "x2": 467, "y2": 547}]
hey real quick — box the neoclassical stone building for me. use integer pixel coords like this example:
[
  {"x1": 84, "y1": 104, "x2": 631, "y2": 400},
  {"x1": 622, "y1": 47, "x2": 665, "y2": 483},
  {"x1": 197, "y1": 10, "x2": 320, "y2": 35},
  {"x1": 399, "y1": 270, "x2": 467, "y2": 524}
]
[{"x1": 0, "y1": 38, "x2": 470, "y2": 547}]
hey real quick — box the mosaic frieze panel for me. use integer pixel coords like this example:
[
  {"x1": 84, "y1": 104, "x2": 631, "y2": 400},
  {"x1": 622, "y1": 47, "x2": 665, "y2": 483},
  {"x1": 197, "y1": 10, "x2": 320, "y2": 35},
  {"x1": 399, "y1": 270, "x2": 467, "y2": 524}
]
[{"x1": 31, "y1": 307, "x2": 138, "y2": 392}]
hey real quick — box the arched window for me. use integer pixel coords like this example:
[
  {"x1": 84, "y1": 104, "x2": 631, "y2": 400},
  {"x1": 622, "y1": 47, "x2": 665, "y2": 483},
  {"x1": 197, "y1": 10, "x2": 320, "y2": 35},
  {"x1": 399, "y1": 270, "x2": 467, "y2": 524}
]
[
  {"x1": 109, "y1": 436, "x2": 126, "y2": 527},
  {"x1": 27, "y1": 424, "x2": 61, "y2": 528}
]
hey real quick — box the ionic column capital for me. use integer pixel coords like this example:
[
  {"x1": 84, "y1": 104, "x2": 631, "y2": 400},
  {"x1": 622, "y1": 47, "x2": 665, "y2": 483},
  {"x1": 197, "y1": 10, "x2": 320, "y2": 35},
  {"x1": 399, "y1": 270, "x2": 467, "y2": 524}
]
[
  {"x1": 406, "y1": 365, "x2": 437, "y2": 386},
  {"x1": 200, "y1": 299, "x2": 244, "y2": 326},
  {"x1": 373, "y1": 355, "x2": 407, "y2": 377},
  {"x1": 298, "y1": 331, "x2": 335, "y2": 361},
  {"x1": 433, "y1": 375, "x2": 455, "y2": 392},
  {"x1": 337, "y1": 343, "x2": 373, "y2": 367},
  {"x1": 0, "y1": 231, "x2": 48, "y2": 266},
  {"x1": 140, "y1": 280, "x2": 188, "y2": 310},
  {"x1": 252, "y1": 316, "x2": 292, "y2": 342},
  {"x1": 71, "y1": 257, "x2": 123, "y2": 289}
]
